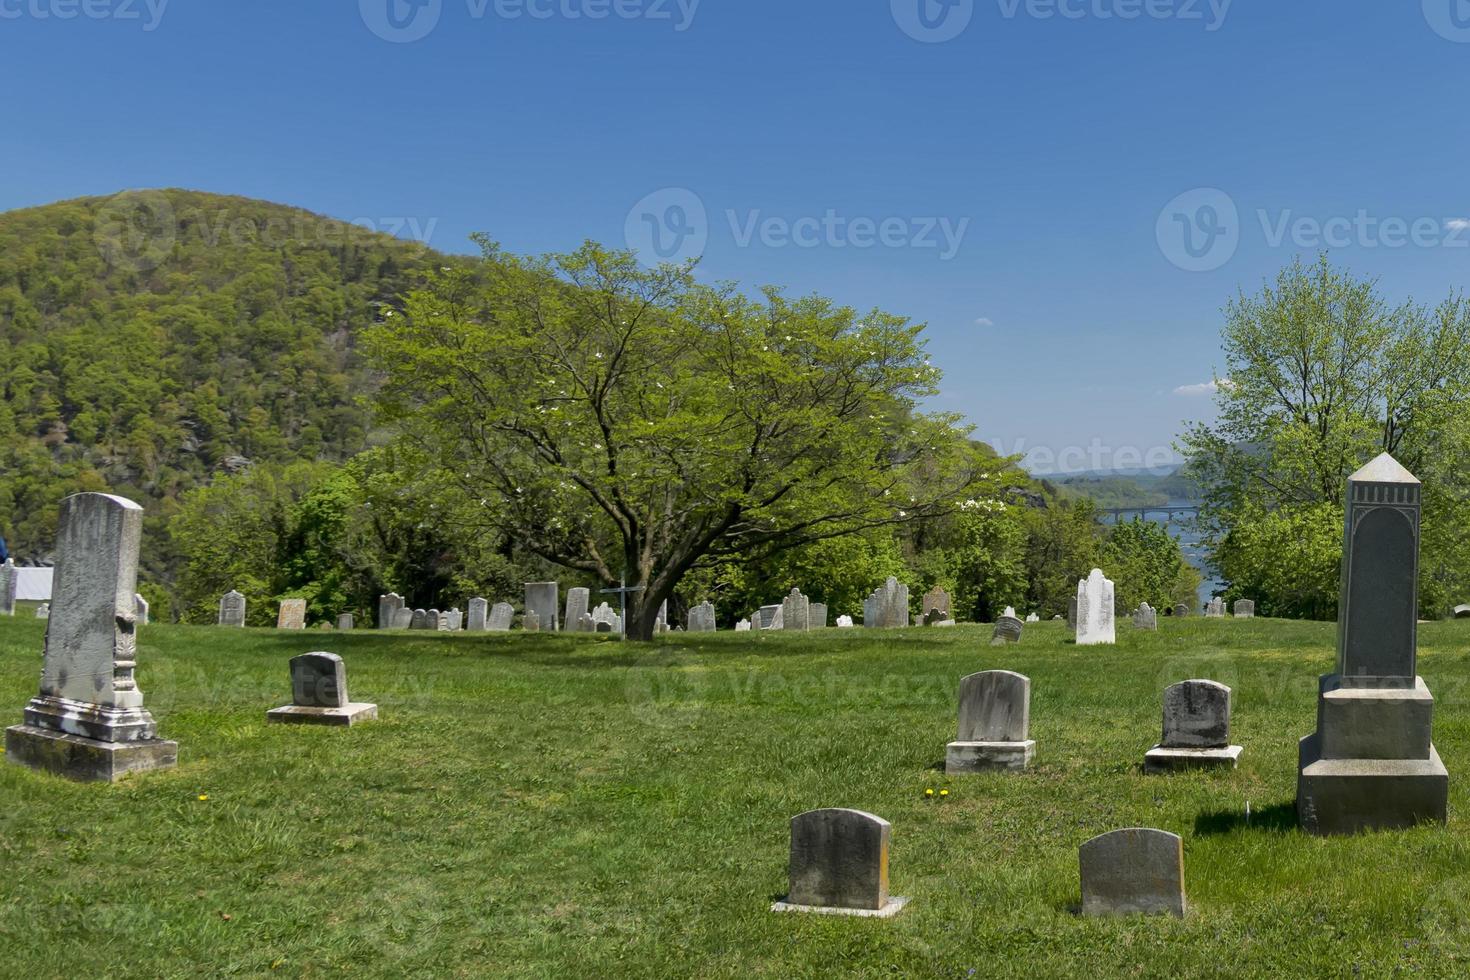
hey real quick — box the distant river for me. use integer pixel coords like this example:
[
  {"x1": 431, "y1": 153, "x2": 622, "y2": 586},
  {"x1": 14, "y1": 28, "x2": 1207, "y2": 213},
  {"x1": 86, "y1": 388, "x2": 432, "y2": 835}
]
[{"x1": 1109, "y1": 498, "x2": 1223, "y2": 609}]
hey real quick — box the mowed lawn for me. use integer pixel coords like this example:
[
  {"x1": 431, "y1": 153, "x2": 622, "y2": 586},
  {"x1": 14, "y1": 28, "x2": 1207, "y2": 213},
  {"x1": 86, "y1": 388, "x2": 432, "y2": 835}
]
[{"x1": 4, "y1": 616, "x2": 1470, "y2": 978}]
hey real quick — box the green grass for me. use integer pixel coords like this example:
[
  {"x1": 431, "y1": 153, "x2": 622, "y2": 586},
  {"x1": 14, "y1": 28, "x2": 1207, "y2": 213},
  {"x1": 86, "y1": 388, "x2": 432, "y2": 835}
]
[{"x1": 3, "y1": 617, "x2": 1470, "y2": 978}]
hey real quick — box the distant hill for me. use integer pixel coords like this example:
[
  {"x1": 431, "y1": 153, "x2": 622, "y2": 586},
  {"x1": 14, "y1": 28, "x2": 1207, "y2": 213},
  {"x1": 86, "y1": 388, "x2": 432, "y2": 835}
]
[
  {"x1": 1052, "y1": 467, "x2": 1201, "y2": 509},
  {"x1": 0, "y1": 189, "x2": 448, "y2": 571}
]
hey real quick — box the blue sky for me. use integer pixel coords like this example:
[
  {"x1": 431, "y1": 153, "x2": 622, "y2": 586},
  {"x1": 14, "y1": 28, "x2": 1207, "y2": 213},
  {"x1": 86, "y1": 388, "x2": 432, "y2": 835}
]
[{"x1": 4, "y1": 1, "x2": 1469, "y2": 472}]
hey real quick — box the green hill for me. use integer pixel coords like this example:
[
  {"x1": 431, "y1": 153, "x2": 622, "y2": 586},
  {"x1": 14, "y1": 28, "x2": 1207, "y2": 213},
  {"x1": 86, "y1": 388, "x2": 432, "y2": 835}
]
[{"x1": 0, "y1": 189, "x2": 446, "y2": 572}]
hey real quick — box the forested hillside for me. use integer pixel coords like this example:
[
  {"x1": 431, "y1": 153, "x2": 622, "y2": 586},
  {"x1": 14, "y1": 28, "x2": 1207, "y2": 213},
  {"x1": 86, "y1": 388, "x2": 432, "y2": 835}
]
[{"x1": 0, "y1": 190, "x2": 442, "y2": 577}]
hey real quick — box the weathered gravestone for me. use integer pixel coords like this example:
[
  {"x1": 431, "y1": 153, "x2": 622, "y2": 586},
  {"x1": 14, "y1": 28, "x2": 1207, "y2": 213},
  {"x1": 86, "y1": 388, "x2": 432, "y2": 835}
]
[
  {"x1": 563, "y1": 587, "x2": 590, "y2": 633},
  {"x1": 991, "y1": 614, "x2": 1024, "y2": 646},
  {"x1": 266, "y1": 652, "x2": 377, "y2": 727},
  {"x1": 409, "y1": 609, "x2": 429, "y2": 630},
  {"x1": 735, "y1": 619, "x2": 752, "y2": 631},
  {"x1": 1298, "y1": 453, "x2": 1449, "y2": 835},
  {"x1": 0, "y1": 558, "x2": 16, "y2": 616},
  {"x1": 771, "y1": 809, "x2": 909, "y2": 918},
  {"x1": 810, "y1": 603, "x2": 828, "y2": 629},
  {"x1": 391, "y1": 607, "x2": 413, "y2": 629},
  {"x1": 524, "y1": 582, "x2": 559, "y2": 633},
  {"x1": 1173, "y1": 603, "x2": 1190, "y2": 618},
  {"x1": 337, "y1": 614, "x2": 354, "y2": 631},
  {"x1": 836, "y1": 615, "x2": 855, "y2": 628},
  {"x1": 523, "y1": 611, "x2": 541, "y2": 632},
  {"x1": 1067, "y1": 596, "x2": 1078, "y2": 631},
  {"x1": 5, "y1": 493, "x2": 178, "y2": 781},
  {"x1": 1234, "y1": 599, "x2": 1255, "y2": 618},
  {"x1": 589, "y1": 602, "x2": 619, "y2": 634},
  {"x1": 218, "y1": 590, "x2": 246, "y2": 627},
  {"x1": 1079, "y1": 829, "x2": 1186, "y2": 917},
  {"x1": 277, "y1": 599, "x2": 307, "y2": 631},
  {"x1": 864, "y1": 577, "x2": 910, "y2": 628},
  {"x1": 447, "y1": 609, "x2": 464, "y2": 631},
  {"x1": 781, "y1": 589, "x2": 811, "y2": 631},
  {"x1": 687, "y1": 601, "x2": 716, "y2": 633},
  {"x1": 35, "y1": 604, "x2": 49, "y2": 619},
  {"x1": 1075, "y1": 569, "x2": 1116, "y2": 646},
  {"x1": 489, "y1": 602, "x2": 515, "y2": 632},
  {"x1": 1145, "y1": 680, "x2": 1242, "y2": 773},
  {"x1": 467, "y1": 598, "x2": 489, "y2": 632},
  {"x1": 757, "y1": 605, "x2": 782, "y2": 630},
  {"x1": 946, "y1": 670, "x2": 1035, "y2": 773},
  {"x1": 921, "y1": 586, "x2": 953, "y2": 625},
  {"x1": 378, "y1": 593, "x2": 404, "y2": 630},
  {"x1": 1026, "y1": 613, "x2": 1040, "y2": 623},
  {"x1": 1205, "y1": 597, "x2": 1225, "y2": 618},
  {"x1": 577, "y1": 613, "x2": 595, "y2": 632},
  {"x1": 1132, "y1": 603, "x2": 1158, "y2": 630},
  {"x1": 134, "y1": 594, "x2": 149, "y2": 625},
  {"x1": 428, "y1": 609, "x2": 444, "y2": 631}
]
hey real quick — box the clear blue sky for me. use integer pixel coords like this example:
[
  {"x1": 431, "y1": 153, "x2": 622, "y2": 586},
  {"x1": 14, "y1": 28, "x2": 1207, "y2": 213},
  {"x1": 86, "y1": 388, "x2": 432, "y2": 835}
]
[{"x1": 5, "y1": 1, "x2": 1469, "y2": 473}]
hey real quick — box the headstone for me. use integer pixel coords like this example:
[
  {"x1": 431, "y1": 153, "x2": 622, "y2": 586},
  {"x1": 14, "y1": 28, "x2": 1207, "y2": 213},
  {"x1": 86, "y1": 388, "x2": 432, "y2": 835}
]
[
  {"x1": 266, "y1": 652, "x2": 377, "y2": 727},
  {"x1": 757, "y1": 605, "x2": 782, "y2": 630},
  {"x1": 771, "y1": 809, "x2": 908, "y2": 918},
  {"x1": 735, "y1": 619, "x2": 752, "y2": 632},
  {"x1": 337, "y1": 613, "x2": 354, "y2": 631},
  {"x1": 1173, "y1": 603, "x2": 1190, "y2": 618},
  {"x1": 523, "y1": 611, "x2": 540, "y2": 632},
  {"x1": 392, "y1": 607, "x2": 414, "y2": 629},
  {"x1": 1067, "y1": 596, "x2": 1078, "y2": 631},
  {"x1": 134, "y1": 594, "x2": 149, "y2": 625},
  {"x1": 991, "y1": 614, "x2": 1024, "y2": 646},
  {"x1": 1455, "y1": 603, "x2": 1470, "y2": 619},
  {"x1": 589, "y1": 602, "x2": 618, "y2": 634},
  {"x1": 1132, "y1": 603, "x2": 1158, "y2": 631},
  {"x1": 35, "y1": 604, "x2": 49, "y2": 619},
  {"x1": 1298, "y1": 453, "x2": 1448, "y2": 834},
  {"x1": 577, "y1": 612, "x2": 594, "y2": 632},
  {"x1": 781, "y1": 589, "x2": 810, "y2": 631},
  {"x1": 489, "y1": 602, "x2": 515, "y2": 632},
  {"x1": 1026, "y1": 613, "x2": 1040, "y2": 623},
  {"x1": 277, "y1": 599, "x2": 307, "y2": 630},
  {"x1": 864, "y1": 577, "x2": 910, "y2": 628},
  {"x1": 429, "y1": 609, "x2": 444, "y2": 631},
  {"x1": 563, "y1": 587, "x2": 590, "y2": 633},
  {"x1": 467, "y1": 597, "x2": 489, "y2": 632},
  {"x1": 218, "y1": 590, "x2": 246, "y2": 627},
  {"x1": 524, "y1": 582, "x2": 559, "y2": 633},
  {"x1": 409, "y1": 609, "x2": 429, "y2": 630},
  {"x1": 446, "y1": 608, "x2": 463, "y2": 631},
  {"x1": 655, "y1": 599, "x2": 669, "y2": 634},
  {"x1": 5, "y1": 493, "x2": 177, "y2": 781},
  {"x1": 0, "y1": 558, "x2": 15, "y2": 615},
  {"x1": 1205, "y1": 597, "x2": 1225, "y2": 618},
  {"x1": 921, "y1": 586, "x2": 952, "y2": 624},
  {"x1": 687, "y1": 601, "x2": 717, "y2": 633},
  {"x1": 836, "y1": 615, "x2": 854, "y2": 628},
  {"x1": 1145, "y1": 679, "x2": 1242, "y2": 772},
  {"x1": 945, "y1": 670, "x2": 1036, "y2": 773},
  {"x1": 1079, "y1": 829, "x2": 1186, "y2": 917},
  {"x1": 377, "y1": 593, "x2": 404, "y2": 630},
  {"x1": 1075, "y1": 569, "x2": 1116, "y2": 646},
  {"x1": 1234, "y1": 599, "x2": 1255, "y2": 618},
  {"x1": 809, "y1": 603, "x2": 828, "y2": 629}
]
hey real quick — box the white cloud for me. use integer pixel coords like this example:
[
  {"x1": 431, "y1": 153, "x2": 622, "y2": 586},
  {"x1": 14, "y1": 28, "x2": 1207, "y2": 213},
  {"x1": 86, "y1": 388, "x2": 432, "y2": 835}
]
[
  {"x1": 1448, "y1": 219, "x2": 1470, "y2": 231},
  {"x1": 974, "y1": 317, "x2": 994, "y2": 327},
  {"x1": 1173, "y1": 379, "x2": 1231, "y2": 397}
]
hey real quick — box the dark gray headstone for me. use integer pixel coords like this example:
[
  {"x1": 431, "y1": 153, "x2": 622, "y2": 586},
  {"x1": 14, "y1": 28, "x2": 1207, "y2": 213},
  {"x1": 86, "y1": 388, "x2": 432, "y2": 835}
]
[
  {"x1": 218, "y1": 590, "x2": 246, "y2": 627},
  {"x1": 290, "y1": 652, "x2": 349, "y2": 708},
  {"x1": 786, "y1": 809, "x2": 891, "y2": 911},
  {"x1": 1161, "y1": 679, "x2": 1230, "y2": 748},
  {"x1": 956, "y1": 670, "x2": 1030, "y2": 742},
  {"x1": 1338, "y1": 454, "x2": 1420, "y2": 683},
  {"x1": 1079, "y1": 828, "x2": 1185, "y2": 917}
]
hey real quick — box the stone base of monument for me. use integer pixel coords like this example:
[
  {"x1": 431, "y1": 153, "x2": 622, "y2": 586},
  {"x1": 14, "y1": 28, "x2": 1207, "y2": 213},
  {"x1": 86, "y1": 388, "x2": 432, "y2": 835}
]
[
  {"x1": 1143, "y1": 744, "x2": 1242, "y2": 774},
  {"x1": 5, "y1": 724, "x2": 178, "y2": 782},
  {"x1": 266, "y1": 703, "x2": 378, "y2": 727},
  {"x1": 770, "y1": 896, "x2": 910, "y2": 918},
  {"x1": 946, "y1": 739, "x2": 1035, "y2": 774},
  {"x1": 1297, "y1": 733, "x2": 1448, "y2": 836}
]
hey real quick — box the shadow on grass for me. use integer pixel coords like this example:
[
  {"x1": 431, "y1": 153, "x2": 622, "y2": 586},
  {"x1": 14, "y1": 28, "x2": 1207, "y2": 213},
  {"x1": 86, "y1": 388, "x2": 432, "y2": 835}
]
[{"x1": 1193, "y1": 801, "x2": 1297, "y2": 836}]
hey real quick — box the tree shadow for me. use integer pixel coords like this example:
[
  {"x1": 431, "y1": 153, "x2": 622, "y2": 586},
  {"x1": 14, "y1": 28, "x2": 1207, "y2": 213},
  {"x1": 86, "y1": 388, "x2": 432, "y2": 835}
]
[{"x1": 1193, "y1": 801, "x2": 1297, "y2": 835}]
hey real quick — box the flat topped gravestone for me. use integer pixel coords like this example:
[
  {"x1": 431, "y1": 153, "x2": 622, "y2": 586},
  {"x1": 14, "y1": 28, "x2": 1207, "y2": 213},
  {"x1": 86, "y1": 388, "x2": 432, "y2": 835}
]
[
  {"x1": 467, "y1": 597, "x2": 489, "y2": 632},
  {"x1": 771, "y1": 809, "x2": 908, "y2": 918},
  {"x1": 946, "y1": 670, "x2": 1035, "y2": 773},
  {"x1": 1145, "y1": 680, "x2": 1242, "y2": 773},
  {"x1": 1075, "y1": 569, "x2": 1116, "y2": 645},
  {"x1": 267, "y1": 653, "x2": 377, "y2": 727},
  {"x1": 809, "y1": 602, "x2": 828, "y2": 629},
  {"x1": 1298, "y1": 453, "x2": 1448, "y2": 835},
  {"x1": 378, "y1": 593, "x2": 404, "y2": 630},
  {"x1": 1079, "y1": 829, "x2": 1186, "y2": 917},
  {"x1": 219, "y1": 590, "x2": 246, "y2": 627},
  {"x1": 277, "y1": 599, "x2": 307, "y2": 630},
  {"x1": 563, "y1": 587, "x2": 590, "y2": 633},
  {"x1": 524, "y1": 582, "x2": 559, "y2": 633},
  {"x1": 5, "y1": 493, "x2": 178, "y2": 782},
  {"x1": 337, "y1": 614, "x2": 354, "y2": 631},
  {"x1": 1234, "y1": 599, "x2": 1255, "y2": 618}
]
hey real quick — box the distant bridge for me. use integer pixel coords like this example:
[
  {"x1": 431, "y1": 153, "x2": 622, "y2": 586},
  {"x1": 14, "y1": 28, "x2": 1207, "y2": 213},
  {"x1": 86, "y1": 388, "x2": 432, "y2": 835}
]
[{"x1": 1103, "y1": 505, "x2": 1201, "y2": 524}]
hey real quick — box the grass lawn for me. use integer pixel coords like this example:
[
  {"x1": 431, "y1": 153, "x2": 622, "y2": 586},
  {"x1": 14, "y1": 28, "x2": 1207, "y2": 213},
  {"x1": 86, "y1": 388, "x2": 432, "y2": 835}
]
[{"x1": 3, "y1": 616, "x2": 1470, "y2": 978}]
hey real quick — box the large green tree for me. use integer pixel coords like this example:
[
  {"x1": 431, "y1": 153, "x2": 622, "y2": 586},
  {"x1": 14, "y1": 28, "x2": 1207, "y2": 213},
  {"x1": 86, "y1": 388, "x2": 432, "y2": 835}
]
[{"x1": 365, "y1": 240, "x2": 987, "y2": 639}]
